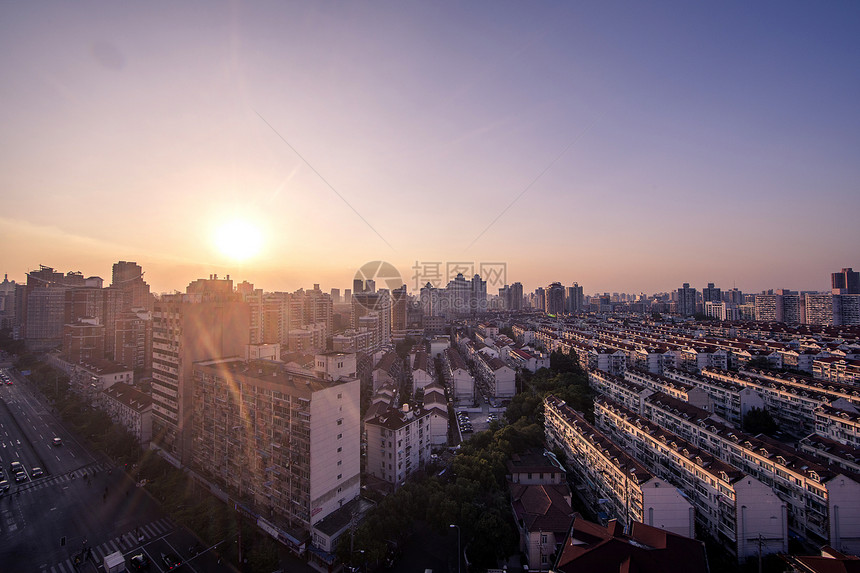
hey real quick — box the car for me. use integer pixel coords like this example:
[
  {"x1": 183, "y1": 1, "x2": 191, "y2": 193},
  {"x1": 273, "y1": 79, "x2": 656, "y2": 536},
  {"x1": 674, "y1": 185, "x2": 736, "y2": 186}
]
[
  {"x1": 128, "y1": 553, "x2": 150, "y2": 570},
  {"x1": 14, "y1": 472, "x2": 27, "y2": 483},
  {"x1": 10, "y1": 461, "x2": 22, "y2": 473},
  {"x1": 31, "y1": 467, "x2": 43, "y2": 478},
  {"x1": 161, "y1": 553, "x2": 181, "y2": 570},
  {"x1": 0, "y1": 480, "x2": 9, "y2": 493},
  {"x1": 52, "y1": 437, "x2": 62, "y2": 446}
]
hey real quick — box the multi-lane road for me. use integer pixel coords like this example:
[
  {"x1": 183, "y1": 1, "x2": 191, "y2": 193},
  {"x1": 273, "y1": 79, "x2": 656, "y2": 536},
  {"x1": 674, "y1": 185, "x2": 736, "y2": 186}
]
[{"x1": 0, "y1": 367, "x2": 231, "y2": 572}]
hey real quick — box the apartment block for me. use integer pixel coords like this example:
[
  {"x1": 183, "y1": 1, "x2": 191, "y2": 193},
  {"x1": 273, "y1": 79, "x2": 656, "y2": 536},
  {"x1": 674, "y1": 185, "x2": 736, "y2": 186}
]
[
  {"x1": 442, "y1": 347, "x2": 474, "y2": 406},
  {"x1": 151, "y1": 282, "x2": 250, "y2": 465},
  {"x1": 474, "y1": 352, "x2": 516, "y2": 400},
  {"x1": 544, "y1": 396, "x2": 696, "y2": 540},
  {"x1": 99, "y1": 382, "x2": 152, "y2": 445},
  {"x1": 623, "y1": 368, "x2": 712, "y2": 411},
  {"x1": 593, "y1": 396, "x2": 789, "y2": 561},
  {"x1": 636, "y1": 392, "x2": 860, "y2": 552},
  {"x1": 365, "y1": 403, "x2": 432, "y2": 489},
  {"x1": 192, "y1": 358, "x2": 360, "y2": 546}
]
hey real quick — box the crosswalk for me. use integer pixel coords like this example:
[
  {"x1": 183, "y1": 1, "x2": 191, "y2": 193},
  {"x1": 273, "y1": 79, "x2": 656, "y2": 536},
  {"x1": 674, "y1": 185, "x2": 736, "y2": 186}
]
[
  {"x1": 43, "y1": 517, "x2": 175, "y2": 573},
  {"x1": 14, "y1": 461, "x2": 112, "y2": 495}
]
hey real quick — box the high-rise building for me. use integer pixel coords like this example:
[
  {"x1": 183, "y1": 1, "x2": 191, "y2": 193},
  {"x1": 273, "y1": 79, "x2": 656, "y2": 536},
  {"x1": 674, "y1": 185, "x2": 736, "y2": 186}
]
[
  {"x1": 702, "y1": 283, "x2": 721, "y2": 305},
  {"x1": 510, "y1": 282, "x2": 524, "y2": 311},
  {"x1": 0, "y1": 275, "x2": 22, "y2": 336},
  {"x1": 804, "y1": 293, "x2": 836, "y2": 326},
  {"x1": 114, "y1": 310, "x2": 151, "y2": 371},
  {"x1": 677, "y1": 283, "x2": 697, "y2": 316},
  {"x1": 832, "y1": 268, "x2": 860, "y2": 294},
  {"x1": 534, "y1": 287, "x2": 546, "y2": 313},
  {"x1": 841, "y1": 295, "x2": 860, "y2": 325},
  {"x1": 111, "y1": 261, "x2": 152, "y2": 311},
  {"x1": 24, "y1": 266, "x2": 89, "y2": 350},
  {"x1": 391, "y1": 285, "x2": 408, "y2": 331},
  {"x1": 722, "y1": 288, "x2": 744, "y2": 305},
  {"x1": 567, "y1": 283, "x2": 584, "y2": 314},
  {"x1": 782, "y1": 293, "x2": 803, "y2": 324},
  {"x1": 470, "y1": 274, "x2": 487, "y2": 314},
  {"x1": 755, "y1": 294, "x2": 784, "y2": 323},
  {"x1": 330, "y1": 288, "x2": 341, "y2": 304},
  {"x1": 192, "y1": 358, "x2": 360, "y2": 538},
  {"x1": 62, "y1": 318, "x2": 105, "y2": 363},
  {"x1": 498, "y1": 285, "x2": 511, "y2": 310},
  {"x1": 545, "y1": 282, "x2": 565, "y2": 315},
  {"x1": 151, "y1": 278, "x2": 250, "y2": 464},
  {"x1": 352, "y1": 290, "x2": 391, "y2": 348}
]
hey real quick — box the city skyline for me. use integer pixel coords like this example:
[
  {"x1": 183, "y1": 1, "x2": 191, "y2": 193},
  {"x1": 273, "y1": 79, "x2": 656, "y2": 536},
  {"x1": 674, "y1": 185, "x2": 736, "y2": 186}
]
[
  {"x1": 2, "y1": 2, "x2": 859, "y2": 295},
  {"x1": 2, "y1": 258, "x2": 856, "y2": 300}
]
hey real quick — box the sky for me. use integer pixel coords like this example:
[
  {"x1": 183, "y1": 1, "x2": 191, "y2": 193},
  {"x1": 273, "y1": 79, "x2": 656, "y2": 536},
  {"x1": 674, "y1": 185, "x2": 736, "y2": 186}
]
[{"x1": 2, "y1": 1, "x2": 859, "y2": 296}]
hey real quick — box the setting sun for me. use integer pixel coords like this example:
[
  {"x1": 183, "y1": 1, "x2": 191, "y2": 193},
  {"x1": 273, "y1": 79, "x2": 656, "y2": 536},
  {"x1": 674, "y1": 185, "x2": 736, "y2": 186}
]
[{"x1": 213, "y1": 219, "x2": 264, "y2": 261}]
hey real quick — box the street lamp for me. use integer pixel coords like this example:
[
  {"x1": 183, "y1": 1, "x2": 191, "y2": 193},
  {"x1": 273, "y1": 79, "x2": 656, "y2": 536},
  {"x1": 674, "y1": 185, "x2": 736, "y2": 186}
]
[{"x1": 450, "y1": 524, "x2": 460, "y2": 573}]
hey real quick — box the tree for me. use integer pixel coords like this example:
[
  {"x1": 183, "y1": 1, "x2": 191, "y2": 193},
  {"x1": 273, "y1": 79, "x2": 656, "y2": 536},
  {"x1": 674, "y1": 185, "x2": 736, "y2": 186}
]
[
  {"x1": 550, "y1": 350, "x2": 580, "y2": 374},
  {"x1": 742, "y1": 407, "x2": 778, "y2": 436}
]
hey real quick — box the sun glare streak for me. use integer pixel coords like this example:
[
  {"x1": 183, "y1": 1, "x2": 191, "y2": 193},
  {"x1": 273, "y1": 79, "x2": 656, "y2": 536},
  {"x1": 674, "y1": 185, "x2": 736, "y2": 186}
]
[{"x1": 214, "y1": 219, "x2": 263, "y2": 261}]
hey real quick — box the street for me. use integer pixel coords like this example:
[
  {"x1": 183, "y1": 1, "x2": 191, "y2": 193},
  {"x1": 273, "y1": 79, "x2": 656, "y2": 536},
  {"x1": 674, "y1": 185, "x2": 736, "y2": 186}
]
[{"x1": 0, "y1": 367, "x2": 233, "y2": 572}]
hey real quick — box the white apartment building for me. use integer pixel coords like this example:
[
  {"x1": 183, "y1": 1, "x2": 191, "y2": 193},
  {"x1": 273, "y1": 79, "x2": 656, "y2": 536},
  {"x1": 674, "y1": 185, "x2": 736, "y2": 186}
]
[
  {"x1": 332, "y1": 329, "x2": 375, "y2": 355},
  {"x1": 701, "y1": 369, "x2": 849, "y2": 435},
  {"x1": 663, "y1": 368, "x2": 765, "y2": 426},
  {"x1": 99, "y1": 382, "x2": 152, "y2": 445},
  {"x1": 422, "y1": 382, "x2": 449, "y2": 448},
  {"x1": 587, "y1": 369, "x2": 651, "y2": 413},
  {"x1": 411, "y1": 351, "x2": 434, "y2": 394},
  {"x1": 314, "y1": 351, "x2": 357, "y2": 380},
  {"x1": 637, "y1": 391, "x2": 860, "y2": 553},
  {"x1": 191, "y1": 358, "x2": 361, "y2": 547},
  {"x1": 474, "y1": 352, "x2": 516, "y2": 400},
  {"x1": 623, "y1": 368, "x2": 712, "y2": 411},
  {"x1": 365, "y1": 404, "x2": 432, "y2": 489},
  {"x1": 442, "y1": 347, "x2": 474, "y2": 406},
  {"x1": 544, "y1": 396, "x2": 696, "y2": 540},
  {"x1": 815, "y1": 401, "x2": 860, "y2": 449},
  {"x1": 593, "y1": 397, "x2": 789, "y2": 562}
]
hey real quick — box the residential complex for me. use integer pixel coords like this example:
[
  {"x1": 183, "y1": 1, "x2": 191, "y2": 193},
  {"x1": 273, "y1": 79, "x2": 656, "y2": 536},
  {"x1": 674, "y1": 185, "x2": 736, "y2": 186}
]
[{"x1": 192, "y1": 357, "x2": 361, "y2": 547}]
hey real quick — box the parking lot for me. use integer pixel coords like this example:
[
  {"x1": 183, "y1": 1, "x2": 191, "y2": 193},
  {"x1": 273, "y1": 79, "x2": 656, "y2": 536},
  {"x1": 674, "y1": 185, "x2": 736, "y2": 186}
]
[{"x1": 454, "y1": 408, "x2": 502, "y2": 438}]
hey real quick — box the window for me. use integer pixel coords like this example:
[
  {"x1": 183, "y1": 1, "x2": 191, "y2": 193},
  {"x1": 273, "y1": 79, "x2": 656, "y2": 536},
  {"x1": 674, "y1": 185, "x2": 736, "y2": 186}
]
[
  {"x1": 337, "y1": 433, "x2": 342, "y2": 439},
  {"x1": 337, "y1": 418, "x2": 343, "y2": 426},
  {"x1": 337, "y1": 446, "x2": 342, "y2": 453},
  {"x1": 337, "y1": 474, "x2": 342, "y2": 480},
  {"x1": 337, "y1": 460, "x2": 342, "y2": 466},
  {"x1": 337, "y1": 393, "x2": 342, "y2": 399}
]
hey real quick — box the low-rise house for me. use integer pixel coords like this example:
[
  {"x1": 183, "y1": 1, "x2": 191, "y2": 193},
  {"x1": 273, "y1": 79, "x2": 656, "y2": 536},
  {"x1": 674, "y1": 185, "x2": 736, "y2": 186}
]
[{"x1": 553, "y1": 515, "x2": 709, "y2": 573}]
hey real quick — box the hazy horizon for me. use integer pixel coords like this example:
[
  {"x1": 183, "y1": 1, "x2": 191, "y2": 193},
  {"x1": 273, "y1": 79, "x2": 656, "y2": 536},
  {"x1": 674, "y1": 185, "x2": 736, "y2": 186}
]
[{"x1": 2, "y1": 2, "x2": 859, "y2": 296}]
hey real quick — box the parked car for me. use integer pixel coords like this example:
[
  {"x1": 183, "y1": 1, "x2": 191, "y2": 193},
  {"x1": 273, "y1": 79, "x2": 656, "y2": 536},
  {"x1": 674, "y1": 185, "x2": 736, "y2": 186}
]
[
  {"x1": 161, "y1": 553, "x2": 180, "y2": 570},
  {"x1": 128, "y1": 553, "x2": 149, "y2": 570},
  {"x1": 31, "y1": 467, "x2": 44, "y2": 478},
  {"x1": 14, "y1": 472, "x2": 27, "y2": 483},
  {"x1": 0, "y1": 480, "x2": 9, "y2": 493},
  {"x1": 52, "y1": 437, "x2": 62, "y2": 446}
]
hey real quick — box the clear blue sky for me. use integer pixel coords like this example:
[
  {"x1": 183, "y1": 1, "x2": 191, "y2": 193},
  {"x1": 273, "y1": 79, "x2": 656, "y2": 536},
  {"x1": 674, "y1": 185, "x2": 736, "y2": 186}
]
[{"x1": 1, "y1": 1, "x2": 858, "y2": 295}]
